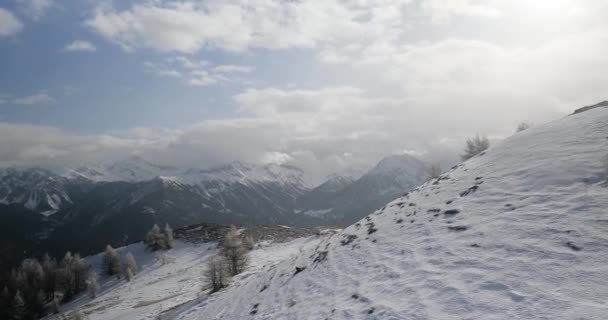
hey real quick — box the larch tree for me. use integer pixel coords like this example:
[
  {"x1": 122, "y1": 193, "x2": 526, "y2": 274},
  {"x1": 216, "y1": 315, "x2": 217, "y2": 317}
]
[
  {"x1": 102, "y1": 245, "x2": 120, "y2": 277},
  {"x1": 123, "y1": 253, "x2": 138, "y2": 281},
  {"x1": 221, "y1": 226, "x2": 248, "y2": 276},
  {"x1": 145, "y1": 224, "x2": 165, "y2": 251},
  {"x1": 205, "y1": 255, "x2": 229, "y2": 292}
]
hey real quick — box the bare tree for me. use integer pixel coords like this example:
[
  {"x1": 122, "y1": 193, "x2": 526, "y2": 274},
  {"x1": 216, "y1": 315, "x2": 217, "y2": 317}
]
[
  {"x1": 461, "y1": 134, "x2": 490, "y2": 161},
  {"x1": 221, "y1": 226, "x2": 248, "y2": 276},
  {"x1": 516, "y1": 121, "x2": 532, "y2": 132},
  {"x1": 204, "y1": 255, "x2": 229, "y2": 292},
  {"x1": 102, "y1": 245, "x2": 120, "y2": 277}
]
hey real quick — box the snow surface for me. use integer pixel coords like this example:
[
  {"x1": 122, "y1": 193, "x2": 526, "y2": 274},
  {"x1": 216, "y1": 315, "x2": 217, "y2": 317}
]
[
  {"x1": 165, "y1": 107, "x2": 608, "y2": 319},
  {"x1": 53, "y1": 237, "x2": 322, "y2": 320}
]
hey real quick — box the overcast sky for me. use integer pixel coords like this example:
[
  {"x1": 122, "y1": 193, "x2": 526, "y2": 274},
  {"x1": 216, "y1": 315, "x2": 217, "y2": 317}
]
[{"x1": 1, "y1": 0, "x2": 607, "y2": 177}]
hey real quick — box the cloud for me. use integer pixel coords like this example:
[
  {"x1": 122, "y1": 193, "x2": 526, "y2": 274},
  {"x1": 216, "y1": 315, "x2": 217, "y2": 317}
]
[
  {"x1": 13, "y1": 93, "x2": 54, "y2": 105},
  {"x1": 144, "y1": 57, "x2": 254, "y2": 86},
  {"x1": 0, "y1": 9, "x2": 23, "y2": 36},
  {"x1": 16, "y1": 0, "x2": 54, "y2": 20},
  {"x1": 63, "y1": 40, "x2": 97, "y2": 52},
  {"x1": 3, "y1": 0, "x2": 608, "y2": 181},
  {"x1": 0, "y1": 123, "x2": 150, "y2": 168},
  {"x1": 85, "y1": 0, "x2": 407, "y2": 53},
  {"x1": 213, "y1": 65, "x2": 255, "y2": 73},
  {"x1": 422, "y1": 0, "x2": 501, "y2": 22}
]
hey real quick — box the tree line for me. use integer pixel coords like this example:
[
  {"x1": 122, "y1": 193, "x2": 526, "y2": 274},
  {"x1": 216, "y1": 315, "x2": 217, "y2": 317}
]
[{"x1": 0, "y1": 223, "x2": 174, "y2": 319}]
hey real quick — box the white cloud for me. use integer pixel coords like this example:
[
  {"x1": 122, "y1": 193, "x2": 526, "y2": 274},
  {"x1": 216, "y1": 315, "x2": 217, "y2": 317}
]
[
  {"x1": 85, "y1": 0, "x2": 406, "y2": 53},
  {"x1": 13, "y1": 93, "x2": 54, "y2": 105},
  {"x1": 144, "y1": 57, "x2": 253, "y2": 86},
  {"x1": 0, "y1": 9, "x2": 23, "y2": 36},
  {"x1": 422, "y1": 0, "x2": 501, "y2": 22},
  {"x1": 213, "y1": 65, "x2": 255, "y2": 73},
  {"x1": 16, "y1": 0, "x2": 54, "y2": 20},
  {"x1": 3, "y1": 0, "x2": 608, "y2": 179},
  {"x1": 63, "y1": 40, "x2": 97, "y2": 52}
]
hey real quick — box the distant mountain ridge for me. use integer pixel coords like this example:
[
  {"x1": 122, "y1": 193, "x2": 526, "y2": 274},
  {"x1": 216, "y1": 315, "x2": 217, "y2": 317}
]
[
  {"x1": 295, "y1": 154, "x2": 429, "y2": 223},
  {"x1": 0, "y1": 154, "x2": 430, "y2": 270}
]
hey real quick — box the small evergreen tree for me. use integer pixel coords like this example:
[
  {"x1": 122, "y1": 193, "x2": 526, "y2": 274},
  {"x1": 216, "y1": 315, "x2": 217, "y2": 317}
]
[
  {"x1": 145, "y1": 224, "x2": 165, "y2": 251},
  {"x1": 11, "y1": 290, "x2": 25, "y2": 320},
  {"x1": 71, "y1": 254, "x2": 89, "y2": 294},
  {"x1": 123, "y1": 253, "x2": 138, "y2": 280},
  {"x1": 164, "y1": 224, "x2": 174, "y2": 249},
  {"x1": 41, "y1": 254, "x2": 57, "y2": 299},
  {"x1": 102, "y1": 245, "x2": 120, "y2": 277},
  {"x1": 86, "y1": 271, "x2": 99, "y2": 299}
]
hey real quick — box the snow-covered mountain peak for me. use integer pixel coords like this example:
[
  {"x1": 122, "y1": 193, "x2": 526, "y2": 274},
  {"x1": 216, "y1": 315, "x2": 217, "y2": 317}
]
[{"x1": 0, "y1": 167, "x2": 75, "y2": 215}]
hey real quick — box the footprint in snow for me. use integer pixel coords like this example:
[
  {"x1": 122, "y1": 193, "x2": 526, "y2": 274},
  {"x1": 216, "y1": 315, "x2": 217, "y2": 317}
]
[{"x1": 479, "y1": 281, "x2": 525, "y2": 302}]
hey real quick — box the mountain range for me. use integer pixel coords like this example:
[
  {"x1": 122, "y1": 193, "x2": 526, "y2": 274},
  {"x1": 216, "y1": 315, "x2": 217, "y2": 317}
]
[{"x1": 0, "y1": 153, "x2": 431, "y2": 270}]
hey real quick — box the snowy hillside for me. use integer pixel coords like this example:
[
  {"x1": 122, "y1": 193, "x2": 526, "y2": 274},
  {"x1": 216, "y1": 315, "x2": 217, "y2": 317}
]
[
  {"x1": 169, "y1": 106, "x2": 608, "y2": 319},
  {"x1": 51, "y1": 237, "x2": 322, "y2": 320}
]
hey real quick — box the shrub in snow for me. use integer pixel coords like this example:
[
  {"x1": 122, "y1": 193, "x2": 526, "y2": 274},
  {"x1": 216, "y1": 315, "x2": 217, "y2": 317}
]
[
  {"x1": 461, "y1": 134, "x2": 490, "y2": 161},
  {"x1": 67, "y1": 310, "x2": 87, "y2": 320},
  {"x1": 221, "y1": 226, "x2": 249, "y2": 276},
  {"x1": 205, "y1": 255, "x2": 230, "y2": 293},
  {"x1": 102, "y1": 245, "x2": 120, "y2": 277},
  {"x1": 516, "y1": 121, "x2": 532, "y2": 132}
]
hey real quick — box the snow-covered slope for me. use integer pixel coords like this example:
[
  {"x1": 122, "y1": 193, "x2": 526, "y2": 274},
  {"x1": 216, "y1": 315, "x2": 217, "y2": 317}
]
[
  {"x1": 52, "y1": 237, "x2": 322, "y2": 320},
  {"x1": 175, "y1": 106, "x2": 608, "y2": 319}
]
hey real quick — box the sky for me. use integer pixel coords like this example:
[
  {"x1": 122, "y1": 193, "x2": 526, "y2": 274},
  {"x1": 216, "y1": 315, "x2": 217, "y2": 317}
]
[{"x1": 1, "y1": 0, "x2": 607, "y2": 178}]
